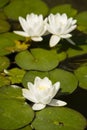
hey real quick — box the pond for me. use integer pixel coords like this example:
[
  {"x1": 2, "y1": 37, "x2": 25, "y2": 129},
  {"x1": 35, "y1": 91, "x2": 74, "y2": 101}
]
[{"x1": 0, "y1": 0, "x2": 87, "y2": 130}]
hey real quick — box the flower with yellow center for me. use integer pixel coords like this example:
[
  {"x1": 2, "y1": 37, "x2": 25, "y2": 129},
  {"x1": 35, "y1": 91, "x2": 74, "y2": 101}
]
[{"x1": 22, "y1": 76, "x2": 67, "y2": 111}]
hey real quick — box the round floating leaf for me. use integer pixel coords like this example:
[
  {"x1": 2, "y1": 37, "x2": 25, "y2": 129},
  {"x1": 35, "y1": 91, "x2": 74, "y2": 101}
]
[
  {"x1": 0, "y1": 33, "x2": 25, "y2": 56},
  {"x1": 15, "y1": 48, "x2": 59, "y2": 71},
  {"x1": 0, "y1": 0, "x2": 9, "y2": 8},
  {"x1": 0, "y1": 100, "x2": 34, "y2": 130},
  {"x1": 0, "y1": 19, "x2": 10, "y2": 33},
  {"x1": 0, "y1": 56, "x2": 10, "y2": 71},
  {"x1": 76, "y1": 11, "x2": 87, "y2": 34},
  {"x1": 32, "y1": 107, "x2": 86, "y2": 130},
  {"x1": 0, "y1": 86, "x2": 34, "y2": 130},
  {"x1": 22, "y1": 71, "x2": 49, "y2": 88},
  {"x1": 50, "y1": 4, "x2": 77, "y2": 17},
  {"x1": 0, "y1": 75, "x2": 10, "y2": 87},
  {"x1": 2, "y1": 32, "x2": 25, "y2": 41},
  {"x1": 49, "y1": 69, "x2": 78, "y2": 94},
  {"x1": 74, "y1": 66, "x2": 87, "y2": 90},
  {"x1": 4, "y1": 0, "x2": 49, "y2": 20},
  {"x1": 7, "y1": 68, "x2": 26, "y2": 84}
]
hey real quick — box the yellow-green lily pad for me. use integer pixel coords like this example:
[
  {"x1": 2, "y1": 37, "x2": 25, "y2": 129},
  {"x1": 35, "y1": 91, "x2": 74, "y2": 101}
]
[
  {"x1": 0, "y1": 32, "x2": 25, "y2": 56},
  {"x1": 32, "y1": 107, "x2": 86, "y2": 130},
  {"x1": 7, "y1": 67, "x2": 26, "y2": 84},
  {"x1": 20, "y1": 125, "x2": 32, "y2": 130},
  {"x1": 4, "y1": 0, "x2": 49, "y2": 20},
  {"x1": 0, "y1": 75, "x2": 10, "y2": 87},
  {"x1": 0, "y1": 56, "x2": 10, "y2": 71}
]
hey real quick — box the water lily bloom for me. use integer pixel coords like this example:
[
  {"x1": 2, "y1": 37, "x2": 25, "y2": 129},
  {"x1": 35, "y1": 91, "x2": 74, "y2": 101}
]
[
  {"x1": 14, "y1": 13, "x2": 47, "y2": 41},
  {"x1": 22, "y1": 76, "x2": 67, "y2": 111},
  {"x1": 47, "y1": 13, "x2": 77, "y2": 47}
]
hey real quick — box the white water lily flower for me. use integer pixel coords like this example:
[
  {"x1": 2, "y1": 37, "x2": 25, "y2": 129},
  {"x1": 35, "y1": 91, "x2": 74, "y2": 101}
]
[
  {"x1": 47, "y1": 13, "x2": 77, "y2": 47},
  {"x1": 14, "y1": 13, "x2": 47, "y2": 41},
  {"x1": 22, "y1": 76, "x2": 67, "y2": 111}
]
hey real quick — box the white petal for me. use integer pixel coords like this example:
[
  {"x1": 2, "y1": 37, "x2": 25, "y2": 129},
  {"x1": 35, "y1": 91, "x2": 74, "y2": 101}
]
[
  {"x1": 51, "y1": 82, "x2": 60, "y2": 98},
  {"x1": 48, "y1": 99, "x2": 67, "y2": 106},
  {"x1": 32, "y1": 103, "x2": 46, "y2": 111},
  {"x1": 61, "y1": 34, "x2": 72, "y2": 38},
  {"x1": 40, "y1": 95, "x2": 52, "y2": 104},
  {"x1": 19, "y1": 17, "x2": 28, "y2": 32},
  {"x1": 13, "y1": 31, "x2": 29, "y2": 37},
  {"x1": 49, "y1": 35, "x2": 61, "y2": 47},
  {"x1": 65, "y1": 25, "x2": 77, "y2": 34},
  {"x1": 22, "y1": 89, "x2": 37, "y2": 103},
  {"x1": 31, "y1": 36, "x2": 43, "y2": 41}
]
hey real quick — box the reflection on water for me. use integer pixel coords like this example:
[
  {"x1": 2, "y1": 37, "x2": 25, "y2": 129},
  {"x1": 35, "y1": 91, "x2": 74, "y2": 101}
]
[{"x1": 43, "y1": 0, "x2": 87, "y2": 11}]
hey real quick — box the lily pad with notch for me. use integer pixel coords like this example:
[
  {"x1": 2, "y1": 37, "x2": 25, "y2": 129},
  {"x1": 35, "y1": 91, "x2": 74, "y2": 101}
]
[{"x1": 15, "y1": 48, "x2": 59, "y2": 71}]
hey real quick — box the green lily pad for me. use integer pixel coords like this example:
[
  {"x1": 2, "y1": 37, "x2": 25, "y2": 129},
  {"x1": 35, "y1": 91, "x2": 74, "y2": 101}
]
[
  {"x1": 76, "y1": 11, "x2": 87, "y2": 34},
  {"x1": 0, "y1": 56, "x2": 10, "y2": 71},
  {"x1": 0, "y1": 11, "x2": 7, "y2": 20},
  {"x1": 4, "y1": 0, "x2": 49, "y2": 20},
  {"x1": 0, "y1": 0, "x2": 9, "y2": 8},
  {"x1": 57, "y1": 51, "x2": 66, "y2": 62},
  {"x1": 0, "y1": 19, "x2": 10, "y2": 33},
  {"x1": 0, "y1": 85, "x2": 23, "y2": 99},
  {"x1": 22, "y1": 71, "x2": 49, "y2": 88},
  {"x1": 0, "y1": 86, "x2": 34, "y2": 130},
  {"x1": 32, "y1": 107, "x2": 86, "y2": 130},
  {"x1": 49, "y1": 69, "x2": 78, "y2": 94},
  {"x1": 50, "y1": 4, "x2": 77, "y2": 17},
  {"x1": 74, "y1": 66, "x2": 87, "y2": 90},
  {"x1": 20, "y1": 125, "x2": 32, "y2": 130},
  {"x1": 0, "y1": 75, "x2": 10, "y2": 87},
  {"x1": 15, "y1": 48, "x2": 59, "y2": 71},
  {"x1": 7, "y1": 68, "x2": 26, "y2": 84},
  {"x1": 0, "y1": 33, "x2": 25, "y2": 56},
  {"x1": 67, "y1": 44, "x2": 87, "y2": 58}
]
